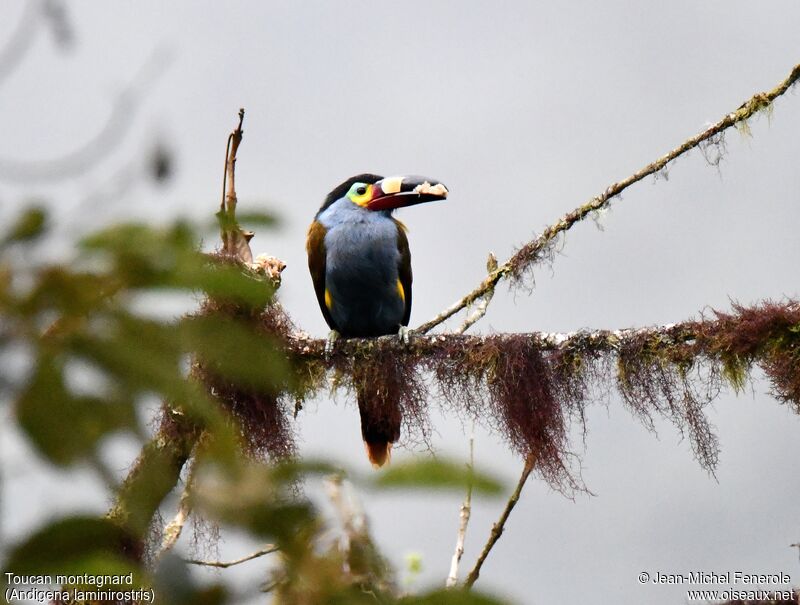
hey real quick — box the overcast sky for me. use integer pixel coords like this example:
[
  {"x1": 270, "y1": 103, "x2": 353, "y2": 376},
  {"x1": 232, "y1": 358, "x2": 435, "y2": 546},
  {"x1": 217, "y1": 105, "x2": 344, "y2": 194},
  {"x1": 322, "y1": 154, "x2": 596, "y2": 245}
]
[{"x1": 2, "y1": 2, "x2": 800, "y2": 603}]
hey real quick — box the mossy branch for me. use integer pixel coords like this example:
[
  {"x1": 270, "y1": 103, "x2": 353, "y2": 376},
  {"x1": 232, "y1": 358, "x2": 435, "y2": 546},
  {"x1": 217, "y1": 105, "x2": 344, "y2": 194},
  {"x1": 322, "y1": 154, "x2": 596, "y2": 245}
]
[
  {"x1": 107, "y1": 410, "x2": 198, "y2": 542},
  {"x1": 266, "y1": 300, "x2": 800, "y2": 490},
  {"x1": 415, "y1": 62, "x2": 800, "y2": 335}
]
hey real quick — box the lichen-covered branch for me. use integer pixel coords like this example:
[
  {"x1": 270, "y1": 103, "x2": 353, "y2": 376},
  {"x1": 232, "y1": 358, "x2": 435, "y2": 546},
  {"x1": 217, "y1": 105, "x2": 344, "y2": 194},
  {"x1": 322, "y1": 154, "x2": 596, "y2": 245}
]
[
  {"x1": 155, "y1": 459, "x2": 195, "y2": 558},
  {"x1": 415, "y1": 62, "x2": 800, "y2": 335},
  {"x1": 107, "y1": 410, "x2": 198, "y2": 543},
  {"x1": 455, "y1": 254, "x2": 498, "y2": 335},
  {"x1": 263, "y1": 300, "x2": 800, "y2": 491}
]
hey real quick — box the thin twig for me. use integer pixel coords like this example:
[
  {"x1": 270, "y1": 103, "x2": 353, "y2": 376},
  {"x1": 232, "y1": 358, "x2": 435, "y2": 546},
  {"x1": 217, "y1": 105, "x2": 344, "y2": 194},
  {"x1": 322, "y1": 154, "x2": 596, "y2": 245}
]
[
  {"x1": 416, "y1": 62, "x2": 800, "y2": 335},
  {"x1": 185, "y1": 545, "x2": 278, "y2": 569},
  {"x1": 455, "y1": 255, "x2": 497, "y2": 335},
  {"x1": 456, "y1": 293, "x2": 493, "y2": 335},
  {"x1": 221, "y1": 108, "x2": 246, "y2": 214},
  {"x1": 446, "y1": 430, "x2": 475, "y2": 587},
  {"x1": 464, "y1": 454, "x2": 536, "y2": 589},
  {"x1": 218, "y1": 108, "x2": 254, "y2": 263}
]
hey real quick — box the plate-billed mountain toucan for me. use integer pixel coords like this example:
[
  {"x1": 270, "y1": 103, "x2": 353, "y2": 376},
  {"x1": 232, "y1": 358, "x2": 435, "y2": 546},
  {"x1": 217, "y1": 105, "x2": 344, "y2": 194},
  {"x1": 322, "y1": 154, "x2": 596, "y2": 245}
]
[{"x1": 307, "y1": 174, "x2": 448, "y2": 466}]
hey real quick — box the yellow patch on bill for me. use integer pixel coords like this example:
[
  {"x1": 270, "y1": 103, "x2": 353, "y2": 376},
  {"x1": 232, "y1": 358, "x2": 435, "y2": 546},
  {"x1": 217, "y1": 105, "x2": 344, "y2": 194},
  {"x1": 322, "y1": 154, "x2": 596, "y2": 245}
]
[{"x1": 380, "y1": 176, "x2": 404, "y2": 195}]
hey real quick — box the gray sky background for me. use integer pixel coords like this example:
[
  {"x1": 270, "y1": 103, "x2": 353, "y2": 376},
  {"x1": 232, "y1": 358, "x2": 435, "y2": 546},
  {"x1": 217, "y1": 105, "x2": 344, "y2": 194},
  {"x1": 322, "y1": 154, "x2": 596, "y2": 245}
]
[{"x1": 1, "y1": 1, "x2": 800, "y2": 603}]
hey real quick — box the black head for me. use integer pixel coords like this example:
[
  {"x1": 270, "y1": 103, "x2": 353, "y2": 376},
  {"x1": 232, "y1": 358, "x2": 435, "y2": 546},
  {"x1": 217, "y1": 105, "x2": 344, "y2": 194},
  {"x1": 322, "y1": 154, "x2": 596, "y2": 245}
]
[
  {"x1": 318, "y1": 173, "x2": 383, "y2": 215},
  {"x1": 317, "y1": 173, "x2": 449, "y2": 216}
]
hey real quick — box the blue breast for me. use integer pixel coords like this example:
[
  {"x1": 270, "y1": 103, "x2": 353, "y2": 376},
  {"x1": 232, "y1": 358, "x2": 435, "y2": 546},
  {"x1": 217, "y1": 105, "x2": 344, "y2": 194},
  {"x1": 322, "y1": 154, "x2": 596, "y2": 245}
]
[{"x1": 317, "y1": 200, "x2": 405, "y2": 336}]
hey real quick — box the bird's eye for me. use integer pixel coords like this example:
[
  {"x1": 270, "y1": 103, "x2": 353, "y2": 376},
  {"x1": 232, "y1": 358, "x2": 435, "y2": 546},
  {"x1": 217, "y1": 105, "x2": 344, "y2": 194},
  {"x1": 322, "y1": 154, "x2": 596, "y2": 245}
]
[{"x1": 356, "y1": 186, "x2": 367, "y2": 195}]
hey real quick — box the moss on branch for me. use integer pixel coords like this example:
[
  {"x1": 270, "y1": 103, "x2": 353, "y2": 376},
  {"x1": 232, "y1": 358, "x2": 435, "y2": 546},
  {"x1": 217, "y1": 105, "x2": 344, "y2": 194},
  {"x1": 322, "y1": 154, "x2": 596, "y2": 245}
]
[{"x1": 206, "y1": 300, "x2": 800, "y2": 492}]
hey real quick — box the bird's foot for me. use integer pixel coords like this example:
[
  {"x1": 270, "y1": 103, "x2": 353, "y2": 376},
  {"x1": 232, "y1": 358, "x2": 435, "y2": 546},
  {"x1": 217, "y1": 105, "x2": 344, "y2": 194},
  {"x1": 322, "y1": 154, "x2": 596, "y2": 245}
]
[
  {"x1": 397, "y1": 325, "x2": 413, "y2": 346},
  {"x1": 325, "y1": 330, "x2": 340, "y2": 357}
]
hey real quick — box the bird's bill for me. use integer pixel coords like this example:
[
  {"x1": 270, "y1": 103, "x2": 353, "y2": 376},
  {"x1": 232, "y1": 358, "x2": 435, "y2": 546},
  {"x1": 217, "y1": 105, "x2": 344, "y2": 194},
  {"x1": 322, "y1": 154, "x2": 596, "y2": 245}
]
[{"x1": 366, "y1": 175, "x2": 449, "y2": 211}]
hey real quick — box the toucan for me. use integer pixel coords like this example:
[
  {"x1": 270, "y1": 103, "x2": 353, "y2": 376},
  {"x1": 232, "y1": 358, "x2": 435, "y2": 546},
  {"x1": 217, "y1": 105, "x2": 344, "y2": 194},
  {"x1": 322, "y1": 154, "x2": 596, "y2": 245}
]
[{"x1": 307, "y1": 174, "x2": 448, "y2": 466}]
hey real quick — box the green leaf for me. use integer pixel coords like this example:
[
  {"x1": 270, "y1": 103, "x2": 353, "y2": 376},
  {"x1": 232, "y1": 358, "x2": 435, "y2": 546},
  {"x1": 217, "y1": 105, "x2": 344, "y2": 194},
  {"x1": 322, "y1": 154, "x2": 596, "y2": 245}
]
[
  {"x1": 182, "y1": 261, "x2": 274, "y2": 309},
  {"x1": 237, "y1": 210, "x2": 279, "y2": 227},
  {"x1": 3, "y1": 516, "x2": 143, "y2": 581},
  {"x1": 80, "y1": 222, "x2": 199, "y2": 289},
  {"x1": 192, "y1": 460, "x2": 315, "y2": 542},
  {"x1": 154, "y1": 554, "x2": 227, "y2": 605},
  {"x1": 181, "y1": 314, "x2": 290, "y2": 392},
  {"x1": 16, "y1": 357, "x2": 137, "y2": 465},
  {"x1": 3, "y1": 206, "x2": 47, "y2": 244},
  {"x1": 67, "y1": 314, "x2": 187, "y2": 401},
  {"x1": 269, "y1": 459, "x2": 344, "y2": 484},
  {"x1": 370, "y1": 458, "x2": 504, "y2": 496},
  {"x1": 19, "y1": 268, "x2": 114, "y2": 317},
  {"x1": 214, "y1": 209, "x2": 279, "y2": 235},
  {"x1": 402, "y1": 589, "x2": 508, "y2": 605}
]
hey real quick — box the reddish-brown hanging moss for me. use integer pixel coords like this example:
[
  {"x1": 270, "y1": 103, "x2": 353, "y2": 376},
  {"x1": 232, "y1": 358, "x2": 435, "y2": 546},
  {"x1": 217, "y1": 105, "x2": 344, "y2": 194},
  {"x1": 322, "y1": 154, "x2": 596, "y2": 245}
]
[{"x1": 180, "y1": 294, "x2": 800, "y2": 490}]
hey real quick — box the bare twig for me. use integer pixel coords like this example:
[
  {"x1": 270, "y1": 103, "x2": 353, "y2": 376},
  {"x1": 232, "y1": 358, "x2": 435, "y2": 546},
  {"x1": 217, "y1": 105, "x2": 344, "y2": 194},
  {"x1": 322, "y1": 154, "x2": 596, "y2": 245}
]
[
  {"x1": 464, "y1": 454, "x2": 536, "y2": 589},
  {"x1": 218, "y1": 108, "x2": 254, "y2": 264},
  {"x1": 107, "y1": 412, "x2": 198, "y2": 540},
  {"x1": 791, "y1": 543, "x2": 800, "y2": 562},
  {"x1": 220, "y1": 108, "x2": 246, "y2": 215},
  {"x1": 446, "y1": 430, "x2": 475, "y2": 587},
  {"x1": 185, "y1": 545, "x2": 278, "y2": 569},
  {"x1": 415, "y1": 62, "x2": 800, "y2": 335}
]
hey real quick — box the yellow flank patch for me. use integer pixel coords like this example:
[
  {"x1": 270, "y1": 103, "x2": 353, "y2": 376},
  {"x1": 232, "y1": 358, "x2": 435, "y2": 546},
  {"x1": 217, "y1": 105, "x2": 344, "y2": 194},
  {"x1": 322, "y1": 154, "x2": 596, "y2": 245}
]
[
  {"x1": 396, "y1": 279, "x2": 405, "y2": 303},
  {"x1": 325, "y1": 288, "x2": 333, "y2": 309}
]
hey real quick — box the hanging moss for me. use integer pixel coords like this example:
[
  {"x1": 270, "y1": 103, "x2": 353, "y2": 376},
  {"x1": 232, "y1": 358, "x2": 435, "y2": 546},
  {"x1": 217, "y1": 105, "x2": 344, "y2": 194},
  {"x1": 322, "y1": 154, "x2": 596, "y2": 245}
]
[{"x1": 181, "y1": 293, "x2": 800, "y2": 491}]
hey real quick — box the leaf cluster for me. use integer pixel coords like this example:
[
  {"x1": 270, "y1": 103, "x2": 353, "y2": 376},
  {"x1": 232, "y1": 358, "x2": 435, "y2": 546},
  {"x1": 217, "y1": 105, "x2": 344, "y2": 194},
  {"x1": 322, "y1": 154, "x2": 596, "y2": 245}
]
[{"x1": 0, "y1": 210, "x2": 507, "y2": 604}]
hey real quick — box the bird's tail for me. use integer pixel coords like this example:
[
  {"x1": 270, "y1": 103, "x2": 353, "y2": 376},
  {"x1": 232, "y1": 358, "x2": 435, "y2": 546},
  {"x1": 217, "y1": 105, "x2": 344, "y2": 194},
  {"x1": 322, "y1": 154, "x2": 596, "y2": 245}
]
[{"x1": 355, "y1": 371, "x2": 402, "y2": 467}]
